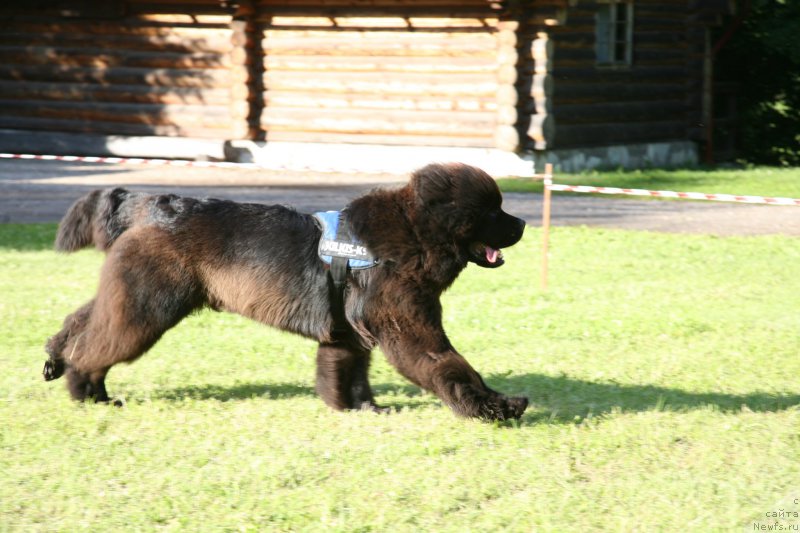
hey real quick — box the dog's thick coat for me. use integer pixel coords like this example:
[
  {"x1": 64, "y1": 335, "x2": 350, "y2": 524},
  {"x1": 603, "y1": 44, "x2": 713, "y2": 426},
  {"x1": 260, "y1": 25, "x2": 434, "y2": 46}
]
[{"x1": 45, "y1": 163, "x2": 528, "y2": 420}]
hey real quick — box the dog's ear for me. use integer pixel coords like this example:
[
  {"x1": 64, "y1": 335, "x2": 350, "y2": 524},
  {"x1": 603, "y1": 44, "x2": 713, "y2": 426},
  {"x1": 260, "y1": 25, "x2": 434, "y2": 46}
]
[{"x1": 411, "y1": 163, "x2": 457, "y2": 207}]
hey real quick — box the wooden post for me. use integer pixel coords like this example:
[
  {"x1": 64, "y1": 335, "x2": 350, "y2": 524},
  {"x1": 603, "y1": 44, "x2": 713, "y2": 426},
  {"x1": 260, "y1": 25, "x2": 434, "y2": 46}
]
[{"x1": 540, "y1": 162, "x2": 553, "y2": 291}]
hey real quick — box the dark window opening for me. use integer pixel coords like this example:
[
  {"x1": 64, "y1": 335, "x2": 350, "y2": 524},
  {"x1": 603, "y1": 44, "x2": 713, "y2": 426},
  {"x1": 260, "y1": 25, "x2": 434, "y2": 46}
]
[{"x1": 596, "y1": 1, "x2": 633, "y2": 67}]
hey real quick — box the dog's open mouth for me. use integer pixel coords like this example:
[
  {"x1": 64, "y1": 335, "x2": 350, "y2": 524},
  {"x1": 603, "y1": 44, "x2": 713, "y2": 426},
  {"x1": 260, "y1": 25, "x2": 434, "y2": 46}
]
[{"x1": 468, "y1": 241, "x2": 505, "y2": 268}]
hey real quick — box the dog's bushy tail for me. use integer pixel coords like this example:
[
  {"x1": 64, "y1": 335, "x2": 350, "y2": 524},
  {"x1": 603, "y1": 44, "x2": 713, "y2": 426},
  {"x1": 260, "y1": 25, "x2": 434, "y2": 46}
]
[{"x1": 56, "y1": 188, "x2": 137, "y2": 252}]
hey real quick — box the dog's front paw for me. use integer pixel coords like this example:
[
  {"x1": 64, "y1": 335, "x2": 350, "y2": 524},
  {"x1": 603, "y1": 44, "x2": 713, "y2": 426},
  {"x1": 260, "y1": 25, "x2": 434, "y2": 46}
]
[{"x1": 479, "y1": 395, "x2": 528, "y2": 421}]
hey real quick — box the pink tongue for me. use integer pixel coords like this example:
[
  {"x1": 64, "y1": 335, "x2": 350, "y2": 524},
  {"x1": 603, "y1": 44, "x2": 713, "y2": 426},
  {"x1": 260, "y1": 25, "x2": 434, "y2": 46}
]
[{"x1": 485, "y1": 246, "x2": 499, "y2": 263}]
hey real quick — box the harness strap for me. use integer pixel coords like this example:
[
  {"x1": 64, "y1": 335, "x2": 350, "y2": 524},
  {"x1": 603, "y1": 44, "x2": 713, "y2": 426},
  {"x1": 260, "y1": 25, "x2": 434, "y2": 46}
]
[{"x1": 328, "y1": 212, "x2": 352, "y2": 337}]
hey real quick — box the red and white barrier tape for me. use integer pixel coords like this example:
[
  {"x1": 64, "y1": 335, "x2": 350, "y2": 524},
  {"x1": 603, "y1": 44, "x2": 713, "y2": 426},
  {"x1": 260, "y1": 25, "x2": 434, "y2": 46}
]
[
  {"x1": 546, "y1": 182, "x2": 800, "y2": 206},
  {"x1": 0, "y1": 152, "x2": 264, "y2": 169},
  {"x1": 4, "y1": 152, "x2": 798, "y2": 205}
]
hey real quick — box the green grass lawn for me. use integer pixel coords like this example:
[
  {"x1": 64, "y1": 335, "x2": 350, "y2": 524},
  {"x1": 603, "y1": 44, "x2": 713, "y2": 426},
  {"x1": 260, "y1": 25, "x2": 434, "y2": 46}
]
[
  {"x1": 498, "y1": 166, "x2": 800, "y2": 200},
  {"x1": 1, "y1": 223, "x2": 799, "y2": 531}
]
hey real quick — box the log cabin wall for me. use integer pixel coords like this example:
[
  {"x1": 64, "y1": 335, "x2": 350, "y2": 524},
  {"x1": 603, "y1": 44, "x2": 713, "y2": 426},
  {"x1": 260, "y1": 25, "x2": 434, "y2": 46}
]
[
  {"x1": 252, "y1": 1, "x2": 514, "y2": 149},
  {"x1": 0, "y1": 2, "x2": 247, "y2": 140},
  {"x1": 0, "y1": 1, "x2": 723, "y2": 162},
  {"x1": 524, "y1": 0, "x2": 693, "y2": 151}
]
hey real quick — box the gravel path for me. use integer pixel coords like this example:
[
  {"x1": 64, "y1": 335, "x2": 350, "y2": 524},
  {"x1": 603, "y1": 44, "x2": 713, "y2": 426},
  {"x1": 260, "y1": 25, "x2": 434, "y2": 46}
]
[{"x1": 1, "y1": 159, "x2": 798, "y2": 237}]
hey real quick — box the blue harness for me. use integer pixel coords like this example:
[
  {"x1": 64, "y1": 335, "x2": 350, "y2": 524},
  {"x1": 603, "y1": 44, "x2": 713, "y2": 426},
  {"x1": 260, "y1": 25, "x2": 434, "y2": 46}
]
[
  {"x1": 313, "y1": 211, "x2": 379, "y2": 270},
  {"x1": 313, "y1": 211, "x2": 378, "y2": 337}
]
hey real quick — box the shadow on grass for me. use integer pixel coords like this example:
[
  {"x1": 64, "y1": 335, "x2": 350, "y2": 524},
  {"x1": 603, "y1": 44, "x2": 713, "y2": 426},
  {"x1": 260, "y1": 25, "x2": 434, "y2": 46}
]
[
  {"x1": 151, "y1": 380, "x2": 425, "y2": 408},
  {"x1": 149, "y1": 373, "x2": 798, "y2": 425},
  {"x1": 152, "y1": 382, "x2": 317, "y2": 402},
  {"x1": 490, "y1": 373, "x2": 800, "y2": 424},
  {"x1": 0, "y1": 223, "x2": 57, "y2": 251}
]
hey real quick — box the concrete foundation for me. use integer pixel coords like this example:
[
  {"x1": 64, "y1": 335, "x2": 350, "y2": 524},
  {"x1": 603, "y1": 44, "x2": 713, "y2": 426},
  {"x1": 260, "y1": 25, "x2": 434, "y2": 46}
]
[{"x1": 535, "y1": 140, "x2": 699, "y2": 173}]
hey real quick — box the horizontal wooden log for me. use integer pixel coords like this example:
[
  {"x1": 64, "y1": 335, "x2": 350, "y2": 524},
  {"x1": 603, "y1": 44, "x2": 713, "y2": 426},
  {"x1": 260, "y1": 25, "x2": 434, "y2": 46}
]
[
  {"x1": 125, "y1": 8, "x2": 232, "y2": 19},
  {"x1": 266, "y1": 15, "x2": 498, "y2": 27},
  {"x1": 261, "y1": 16, "x2": 500, "y2": 30},
  {"x1": 0, "y1": 47, "x2": 233, "y2": 70},
  {"x1": 551, "y1": 65, "x2": 688, "y2": 80},
  {"x1": 0, "y1": 81, "x2": 234, "y2": 106},
  {"x1": 261, "y1": 28, "x2": 497, "y2": 42},
  {"x1": 0, "y1": 116, "x2": 242, "y2": 139},
  {"x1": 263, "y1": 71, "x2": 497, "y2": 96},
  {"x1": 0, "y1": 66, "x2": 241, "y2": 87},
  {"x1": 263, "y1": 55, "x2": 497, "y2": 74},
  {"x1": 544, "y1": 47, "x2": 687, "y2": 67},
  {"x1": 553, "y1": 82, "x2": 687, "y2": 103},
  {"x1": 553, "y1": 101, "x2": 688, "y2": 124},
  {"x1": 549, "y1": 31, "x2": 688, "y2": 49},
  {"x1": 255, "y1": 7, "x2": 499, "y2": 20},
  {"x1": 260, "y1": 34, "x2": 497, "y2": 58},
  {"x1": 0, "y1": 99, "x2": 235, "y2": 129},
  {"x1": 554, "y1": 120, "x2": 688, "y2": 148},
  {"x1": 0, "y1": 33, "x2": 234, "y2": 54},
  {"x1": 263, "y1": 130, "x2": 494, "y2": 148},
  {"x1": 256, "y1": 0, "x2": 496, "y2": 6},
  {"x1": 5, "y1": 21, "x2": 233, "y2": 37},
  {"x1": 264, "y1": 91, "x2": 498, "y2": 112},
  {"x1": 261, "y1": 107, "x2": 496, "y2": 137}
]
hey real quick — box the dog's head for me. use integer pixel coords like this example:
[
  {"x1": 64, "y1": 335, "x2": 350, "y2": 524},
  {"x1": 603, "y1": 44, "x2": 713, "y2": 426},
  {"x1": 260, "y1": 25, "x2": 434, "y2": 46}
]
[{"x1": 410, "y1": 163, "x2": 525, "y2": 268}]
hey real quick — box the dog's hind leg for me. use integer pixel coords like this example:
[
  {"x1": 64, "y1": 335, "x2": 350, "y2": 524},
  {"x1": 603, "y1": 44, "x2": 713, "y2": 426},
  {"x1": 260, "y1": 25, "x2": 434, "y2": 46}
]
[
  {"x1": 316, "y1": 342, "x2": 382, "y2": 412},
  {"x1": 65, "y1": 365, "x2": 111, "y2": 403},
  {"x1": 60, "y1": 232, "x2": 203, "y2": 403}
]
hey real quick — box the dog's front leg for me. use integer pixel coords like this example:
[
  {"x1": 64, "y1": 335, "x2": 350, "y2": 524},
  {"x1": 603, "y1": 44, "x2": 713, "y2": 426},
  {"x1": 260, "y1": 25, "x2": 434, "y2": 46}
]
[{"x1": 380, "y1": 333, "x2": 528, "y2": 421}]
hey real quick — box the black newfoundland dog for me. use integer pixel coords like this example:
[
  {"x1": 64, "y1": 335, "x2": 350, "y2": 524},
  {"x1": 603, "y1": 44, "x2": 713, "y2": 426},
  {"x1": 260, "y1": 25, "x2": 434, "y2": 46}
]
[{"x1": 43, "y1": 163, "x2": 528, "y2": 421}]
